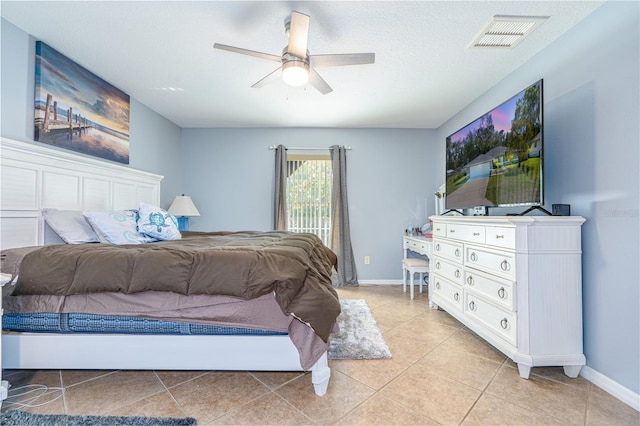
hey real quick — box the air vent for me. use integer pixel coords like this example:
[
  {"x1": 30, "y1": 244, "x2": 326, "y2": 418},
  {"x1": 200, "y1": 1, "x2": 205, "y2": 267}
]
[{"x1": 469, "y1": 15, "x2": 548, "y2": 48}]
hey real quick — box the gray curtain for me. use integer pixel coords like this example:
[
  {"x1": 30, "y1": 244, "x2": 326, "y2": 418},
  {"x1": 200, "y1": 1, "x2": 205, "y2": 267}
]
[
  {"x1": 330, "y1": 145, "x2": 358, "y2": 287},
  {"x1": 273, "y1": 144, "x2": 287, "y2": 230}
]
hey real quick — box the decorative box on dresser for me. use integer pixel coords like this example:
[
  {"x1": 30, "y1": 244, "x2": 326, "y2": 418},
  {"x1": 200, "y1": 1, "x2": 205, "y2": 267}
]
[{"x1": 429, "y1": 215, "x2": 586, "y2": 379}]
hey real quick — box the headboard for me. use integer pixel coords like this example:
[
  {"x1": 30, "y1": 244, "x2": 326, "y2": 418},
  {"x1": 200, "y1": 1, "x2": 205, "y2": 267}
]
[{"x1": 0, "y1": 137, "x2": 163, "y2": 250}]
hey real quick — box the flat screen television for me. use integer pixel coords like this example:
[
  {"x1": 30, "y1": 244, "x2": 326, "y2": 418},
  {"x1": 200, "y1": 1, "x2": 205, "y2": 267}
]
[{"x1": 445, "y1": 79, "x2": 543, "y2": 212}]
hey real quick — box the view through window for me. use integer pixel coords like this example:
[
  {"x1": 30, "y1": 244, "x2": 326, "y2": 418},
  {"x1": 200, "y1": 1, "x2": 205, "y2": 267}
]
[{"x1": 286, "y1": 155, "x2": 332, "y2": 246}]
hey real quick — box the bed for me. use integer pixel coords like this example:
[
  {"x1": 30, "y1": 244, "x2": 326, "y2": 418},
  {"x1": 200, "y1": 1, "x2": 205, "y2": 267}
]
[{"x1": 0, "y1": 137, "x2": 339, "y2": 396}]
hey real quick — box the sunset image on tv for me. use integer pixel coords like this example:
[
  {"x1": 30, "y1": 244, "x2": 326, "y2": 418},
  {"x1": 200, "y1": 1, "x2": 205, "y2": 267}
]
[{"x1": 445, "y1": 80, "x2": 542, "y2": 210}]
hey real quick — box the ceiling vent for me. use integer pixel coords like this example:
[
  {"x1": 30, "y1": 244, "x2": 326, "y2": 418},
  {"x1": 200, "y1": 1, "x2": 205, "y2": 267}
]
[{"x1": 469, "y1": 15, "x2": 549, "y2": 48}]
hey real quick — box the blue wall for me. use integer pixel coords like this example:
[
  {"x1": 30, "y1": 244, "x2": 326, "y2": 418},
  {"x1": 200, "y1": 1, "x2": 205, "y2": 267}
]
[
  {"x1": 0, "y1": 18, "x2": 182, "y2": 209},
  {"x1": 181, "y1": 127, "x2": 438, "y2": 282},
  {"x1": 437, "y1": 1, "x2": 639, "y2": 395}
]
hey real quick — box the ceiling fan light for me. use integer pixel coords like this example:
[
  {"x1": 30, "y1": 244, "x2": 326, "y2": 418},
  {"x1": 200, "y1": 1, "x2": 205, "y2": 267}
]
[{"x1": 282, "y1": 61, "x2": 309, "y2": 86}]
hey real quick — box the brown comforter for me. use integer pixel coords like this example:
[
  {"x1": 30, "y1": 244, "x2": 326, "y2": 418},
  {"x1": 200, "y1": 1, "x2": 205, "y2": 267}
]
[{"x1": 5, "y1": 231, "x2": 340, "y2": 341}]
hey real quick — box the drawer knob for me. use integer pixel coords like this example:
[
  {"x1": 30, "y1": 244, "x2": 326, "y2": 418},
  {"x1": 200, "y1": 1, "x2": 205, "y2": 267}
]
[
  {"x1": 435, "y1": 262, "x2": 441, "y2": 270},
  {"x1": 435, "y1": 281, "x2": 441, "y2": 290},
  {"x1": 470, "y1": 252, "x2": 478, "y2": 262},
  {"x1": 495, "y1": 234, "x2": 505, "y2": 239},
  {"x1": 500, "y1": 260, "x2": 511, "y2": 271},
  {"x1": 500, "y1": 318, "x2": 509, "y2": 329},
  {"x1": 468, "y1": 301, "x2": 476, "y2": 311},
  {"x1": 435, "y1": 244, "x2": 441, "y2": 252},
  {"x1": 454, "y1": 269, "x2": 461, "y2": 278},
  {"x1": 455, "y1": 248, "x2": 461, "y2": 257},
  {"x1": 467, "y1": 276, "x2": 474, "y2": 285},
  {"x1": 473, "y1": 232, "x2": 480, "y2": 236},
  {"x1": 498, "y1": 287, "x2": 506, "y2": 299},
  {"x1": 454, "y1": 292, "x2": 460, "y2": 301},
  {"x1": 449, "y1": 229, "x2": 456, "y2": 233}
]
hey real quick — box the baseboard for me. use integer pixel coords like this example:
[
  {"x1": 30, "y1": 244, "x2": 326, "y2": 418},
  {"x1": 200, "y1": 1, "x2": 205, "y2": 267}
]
[
  {"x1": 357, "y1": 280, "x2": 402, "y2": 285},
  {"x1": 580, "y1": 365, "x2": 640, "y2": 411}
]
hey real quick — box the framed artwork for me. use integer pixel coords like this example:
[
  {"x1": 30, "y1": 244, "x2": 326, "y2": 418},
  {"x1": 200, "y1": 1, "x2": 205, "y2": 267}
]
[{"x1": 34, "y1": 41, "x2": 130, "y2": 164}]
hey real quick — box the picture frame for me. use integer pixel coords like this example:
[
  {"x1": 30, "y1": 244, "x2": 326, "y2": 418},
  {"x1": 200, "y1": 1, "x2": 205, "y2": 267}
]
[{"x1": 34, "y1": 41, "x2": 130, "y2": 164}]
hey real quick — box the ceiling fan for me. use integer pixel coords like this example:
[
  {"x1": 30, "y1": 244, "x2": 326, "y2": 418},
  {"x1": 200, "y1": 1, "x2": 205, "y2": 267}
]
[{"x1": 213, "y1": 11, "x2": 375, "y2": 95}]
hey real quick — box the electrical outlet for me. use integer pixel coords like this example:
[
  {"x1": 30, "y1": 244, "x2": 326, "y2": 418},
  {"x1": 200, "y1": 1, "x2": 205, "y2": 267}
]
[{"x1": 364, "y1": 256, "x2": 370, "y2": 265}]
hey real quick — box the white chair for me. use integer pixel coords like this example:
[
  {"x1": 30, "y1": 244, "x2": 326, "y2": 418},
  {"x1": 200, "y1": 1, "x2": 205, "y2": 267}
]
[{"x1": 402, "y1": 258, "x2": 430, "y2": 300}]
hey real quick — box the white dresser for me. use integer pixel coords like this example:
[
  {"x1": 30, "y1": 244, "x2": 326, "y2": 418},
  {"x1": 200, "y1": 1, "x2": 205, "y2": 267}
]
[{"x1": 429, "y1": 215, "x2": 586, "y2": 379}]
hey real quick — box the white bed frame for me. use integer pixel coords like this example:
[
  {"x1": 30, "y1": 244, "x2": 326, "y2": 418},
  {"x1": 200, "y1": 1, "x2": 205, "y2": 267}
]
[{"x1": 0, "y1": 137, "x2": 330, "y2": 396}]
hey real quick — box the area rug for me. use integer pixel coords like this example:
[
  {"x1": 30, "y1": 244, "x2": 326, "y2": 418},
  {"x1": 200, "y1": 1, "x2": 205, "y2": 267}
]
[
  {"x1": 0, "y1": 410, "x2": 196, "y2": 426},
  {"x1": 328, "y1": 299, "x2": 391, "y2": 360}
]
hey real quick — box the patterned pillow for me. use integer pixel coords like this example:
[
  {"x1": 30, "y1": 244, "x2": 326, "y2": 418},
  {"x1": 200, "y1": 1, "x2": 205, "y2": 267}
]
[
  {"x1": 83, "y1": 210, "x2": 157, "y2": 244},
  {"x1": 137, "y1": 203, "x2": 181, "y2": 241}
]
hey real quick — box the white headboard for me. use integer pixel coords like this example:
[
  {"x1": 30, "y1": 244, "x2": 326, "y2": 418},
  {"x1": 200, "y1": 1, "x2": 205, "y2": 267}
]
[{"x1": 0, "y1": 137, "x2": 163, "y2": 250}]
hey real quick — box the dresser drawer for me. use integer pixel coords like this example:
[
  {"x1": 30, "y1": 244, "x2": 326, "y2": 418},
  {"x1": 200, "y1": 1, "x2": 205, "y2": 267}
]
[
  {"x1": 432, "y1": 274, "x2": 463, "y2": 313},
  {"x1": 465, "y1": 245, "x2": 516, "y2": 280},
  {"x1": 485, "y1": 226, "x2": 516, "y2": 249},
  {"x1": 433, "y1": 238, "x2": 463, "y2": 264},
  {"x1": 465, "y1": 292, "x2": 517, "y2": 346},
  {"x1": 446, "y1": 224, "x2": 485, "y2": 244},
  {"x1": 465, "y1": 268, "x2": 516, "y2": 311},
  {"x1": 432, "y1": 257, "x2": 464, "y2": 284},
  {"x1": 432, "y1": 222, "x2": 447, "y2": 237}
]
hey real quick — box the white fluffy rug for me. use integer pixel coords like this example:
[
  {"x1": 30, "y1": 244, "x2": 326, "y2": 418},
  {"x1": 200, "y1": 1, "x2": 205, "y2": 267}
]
[{"x1": 328, "y1": 299, "x2": 391, "y2": 360}]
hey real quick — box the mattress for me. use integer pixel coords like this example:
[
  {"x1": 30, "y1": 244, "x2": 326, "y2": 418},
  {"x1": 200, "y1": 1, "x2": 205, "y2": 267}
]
[{"x1": 3, "y1": 312, "x2": 287, "y2": 336}]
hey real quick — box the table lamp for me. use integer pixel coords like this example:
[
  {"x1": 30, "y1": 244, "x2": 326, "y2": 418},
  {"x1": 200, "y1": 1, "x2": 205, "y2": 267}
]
[{"x1": 167, "y1": 194, "x2": 200, "y2": 231}]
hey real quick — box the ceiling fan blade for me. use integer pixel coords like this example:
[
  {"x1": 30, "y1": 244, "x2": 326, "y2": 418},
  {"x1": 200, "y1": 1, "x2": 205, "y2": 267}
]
[
  {"x1": 308, "y1": 68, "x2": 333, "y2": 95},
  {"x1": 287, "y1": 11, "x2": 310, "y2": 58},
  {"x1": 310, "y1": 53, "x2": 375, "y2": 68},
  {"x1": 251, "y1": 66, "x2": 282, "y2": 88},
  {"x1": 213, "y1": 43, "x2": 281, "y2": 62}
]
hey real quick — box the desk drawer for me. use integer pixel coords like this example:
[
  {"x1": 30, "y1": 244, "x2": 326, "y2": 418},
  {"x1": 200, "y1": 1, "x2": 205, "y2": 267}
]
[
  {"x1": 432, "y1": 257, "x2": 464, "y2": 285},
  {"x1": 432, "y1": 274, "x2": 463, "y2": 313},
  {"x1": 465, "y1": 292, "x2": 517, "y2": 346},
  {"x1": 465, "y1": 269, "x2": 516, "y2": 311},
  {"x1": 433, "y1": 238, "x2": 463, "y2": 263},
  {"x1": 485, "y1": 226, "x2": 516, "y2": 249},
  {"x1": 465, "y1": 245, "x2": 516, "y2": 281},
  {"x1": 447, "y1": 224, "x2": 485, "y2": 244}
]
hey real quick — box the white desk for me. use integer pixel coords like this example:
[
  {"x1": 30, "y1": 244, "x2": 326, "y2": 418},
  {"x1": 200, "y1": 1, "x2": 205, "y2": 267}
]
[{"x1": 403, "y1": 236, "x2": 435, "y2": 306}]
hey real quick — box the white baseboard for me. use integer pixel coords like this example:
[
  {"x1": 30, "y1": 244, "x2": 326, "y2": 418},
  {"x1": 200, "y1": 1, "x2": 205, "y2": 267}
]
[
  {"x1": 580, "y1": 365, "x2": 640, "y2": 411},
  {"x1": 357, "y1": 280, "x2": 402, "y2": 285}
]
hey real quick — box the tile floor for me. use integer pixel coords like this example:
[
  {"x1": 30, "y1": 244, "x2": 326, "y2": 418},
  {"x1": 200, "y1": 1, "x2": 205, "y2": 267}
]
[{"x1": 2, "y1": 285, "x2": 638, "y2": 425}]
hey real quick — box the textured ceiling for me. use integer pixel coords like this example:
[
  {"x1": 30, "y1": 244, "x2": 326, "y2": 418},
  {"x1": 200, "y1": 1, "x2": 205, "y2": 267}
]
[{"x1": 1, "y1": 1, "x2": 604, "y2": 129}]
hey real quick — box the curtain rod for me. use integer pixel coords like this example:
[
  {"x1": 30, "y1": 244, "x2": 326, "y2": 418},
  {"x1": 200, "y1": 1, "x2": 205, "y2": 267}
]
[{"x1": 268, "y1": 145, "x2": 351, "y2": 151}]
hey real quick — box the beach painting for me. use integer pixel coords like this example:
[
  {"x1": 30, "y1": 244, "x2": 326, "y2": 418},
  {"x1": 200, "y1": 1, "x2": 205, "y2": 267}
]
[{"x1": 34, "y1": 41, "x2": 130, "y2": 164}]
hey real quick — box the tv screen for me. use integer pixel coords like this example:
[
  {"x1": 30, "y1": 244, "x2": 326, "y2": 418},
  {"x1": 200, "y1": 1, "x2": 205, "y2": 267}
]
[{"x1": 445, "y1": 79, "x2": 543, "y2": 211}]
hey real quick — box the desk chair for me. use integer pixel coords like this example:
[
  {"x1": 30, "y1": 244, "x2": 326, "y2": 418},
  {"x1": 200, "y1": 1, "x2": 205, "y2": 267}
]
[{"x1": 402, "y1": 258, "x2": 430, "y2": 300}]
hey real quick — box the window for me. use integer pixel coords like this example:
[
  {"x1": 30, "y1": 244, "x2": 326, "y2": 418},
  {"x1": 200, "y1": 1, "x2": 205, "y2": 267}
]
[{"x1": 286, "y1": 155, "x2": 332, "y2": 246}]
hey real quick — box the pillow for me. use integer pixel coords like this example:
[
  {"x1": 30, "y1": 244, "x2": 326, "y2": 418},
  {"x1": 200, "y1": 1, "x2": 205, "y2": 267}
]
[
  {"x1": 42, "y1": 209, "x2": 100, "y2": 244},
  {"x1": 83, "y1": 210, "x2": 157, "y2": 245},
  {"x1": 137, "y1": 202, "x2": 181, "y2": 241}
]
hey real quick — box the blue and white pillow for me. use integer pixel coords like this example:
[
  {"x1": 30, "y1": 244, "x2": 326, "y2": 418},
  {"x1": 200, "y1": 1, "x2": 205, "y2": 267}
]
[
  {"x1": 137, "y1": 203, "x2": 181, "y2": 241},
  {"x1": 83, "y1": 210, "x2": 157, "y2": 245}
]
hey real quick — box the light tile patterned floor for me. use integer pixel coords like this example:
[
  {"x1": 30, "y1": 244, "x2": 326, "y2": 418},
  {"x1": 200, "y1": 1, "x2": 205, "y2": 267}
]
[{"x1": 2, "y1": 285, "x2": 638, "y2": 425}]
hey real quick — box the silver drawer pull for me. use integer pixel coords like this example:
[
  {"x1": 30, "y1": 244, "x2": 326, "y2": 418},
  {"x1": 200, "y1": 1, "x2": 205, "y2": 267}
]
[
  {"x1": 473, "y1": 232, "x2": 480, "y2": 236},
  {"x1": 454, "y1": 269, "x2": 461, "y2": 278},
  {"x1": 466, "y1": 276, "x2": 474, "y2": 285},
  {"x1": 455, "y1": 248, "x2": 461, "y2": 257},
  {"x1": 468, "y1": 301, "x2": 476, "y2": 311},
  {"x1": 435, "y1": 281, "x2": 441, "y2": 290},
  {"x1": 435, "y1": 227, "x2": 441, "y2": 232},
  {"x1": 435, "y1": 243, "x2": 441, "y2": 252},
  {"x1": 449, "y1": 229, "x2": 456, "y2": 233},
  {"x1": 498, "y1": 287, "x2": 506, "y2": 299},
  {"x1": 454, "y1": 292, "x2": 460, "y2": 301},
  {"x1": 435, "y1": 262, "x2": 441, "y2": 270},
  {"x1": 495, "y1": 235, "x2": 505, "y2": 239},
  {"x1": 470, "y1": 252, "x2": 478, "y2": 262},
  {"x1": 500, "y1": 260, "x2": 511, "y2": 271},
  {"x1": 500, "y1": 318, "x2": 509, "y2": 329}
]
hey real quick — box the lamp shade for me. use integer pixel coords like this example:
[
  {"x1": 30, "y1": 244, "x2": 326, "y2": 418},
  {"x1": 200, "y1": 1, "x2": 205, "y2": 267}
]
[{"x1": 167, "y1": 195, "x2": 200, "y2": 217}]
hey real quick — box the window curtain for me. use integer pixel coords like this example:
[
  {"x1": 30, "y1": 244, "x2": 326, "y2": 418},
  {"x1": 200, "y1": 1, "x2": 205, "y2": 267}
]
[
  {"x1": 330, "y1": 145, "x2": 358, "y2": 287},
  {"x1": 273, "y1": 144, "x2": 287, "y2": 230}
]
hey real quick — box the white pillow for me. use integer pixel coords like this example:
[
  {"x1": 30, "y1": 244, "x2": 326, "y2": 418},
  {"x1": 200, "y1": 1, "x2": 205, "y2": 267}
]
[
  {"x1": 83, "y1": 210, "x2": 157, "y2": 245},
  {"x1": 137, "y1": 202, "x2": 181, "y2": 241},
  {"x1": 42, "y1": 209, "x2": 99, "y2": 244}
]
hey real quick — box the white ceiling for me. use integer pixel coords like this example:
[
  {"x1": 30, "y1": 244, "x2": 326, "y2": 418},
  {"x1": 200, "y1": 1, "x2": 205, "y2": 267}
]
[{"x1": 1, "y1": 1, "x2": 604, "y2": 129}]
